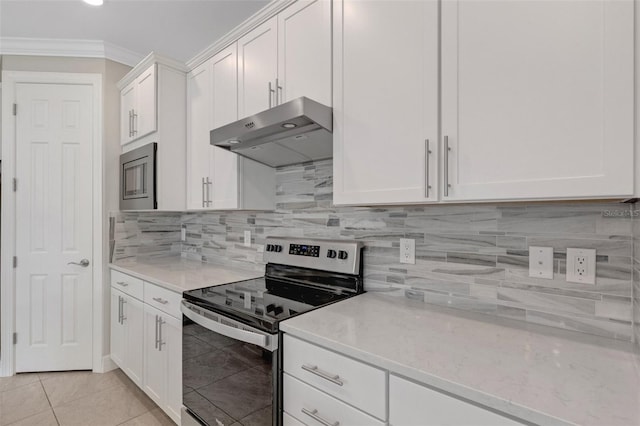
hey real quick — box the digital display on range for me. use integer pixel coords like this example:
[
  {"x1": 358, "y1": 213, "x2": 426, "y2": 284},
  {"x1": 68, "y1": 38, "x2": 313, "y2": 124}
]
[{"x1": 289, "y1": 244, "x2": 320, "y2": 257}]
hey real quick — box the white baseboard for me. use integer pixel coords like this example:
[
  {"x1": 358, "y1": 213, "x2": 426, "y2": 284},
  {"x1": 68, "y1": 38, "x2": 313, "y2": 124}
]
[{"x1": 99, "y1": 355, "x2": 118, "y2": 373}]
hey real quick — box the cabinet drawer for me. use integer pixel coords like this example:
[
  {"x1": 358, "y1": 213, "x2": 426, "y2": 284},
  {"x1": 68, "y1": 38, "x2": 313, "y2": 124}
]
[
  {"x1": 283, "y1": 334, "x2": 386, "y2": 420},
  {"x1": 111, "y1": 270, "x2": 143, "y2": 300},
  {"x1": 284, "y1": 374, "x2": 385, "y2": 426},
  {"x1": 144, "y1": 282, "x2": 182, "y2": 318},
  {"x1": 283, "y1": 412, "x2": 305, "y2": 426}
]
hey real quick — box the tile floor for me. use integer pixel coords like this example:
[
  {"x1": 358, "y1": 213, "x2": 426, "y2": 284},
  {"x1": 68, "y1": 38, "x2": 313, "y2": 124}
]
[{"x1": 0, "y1": 369, "x2": 174, "y2": 426}]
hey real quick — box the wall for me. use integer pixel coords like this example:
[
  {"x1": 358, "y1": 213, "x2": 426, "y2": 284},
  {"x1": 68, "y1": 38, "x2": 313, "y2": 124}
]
[{"x1": 112, "y1": 159, "x2": 635, "y2": 342}]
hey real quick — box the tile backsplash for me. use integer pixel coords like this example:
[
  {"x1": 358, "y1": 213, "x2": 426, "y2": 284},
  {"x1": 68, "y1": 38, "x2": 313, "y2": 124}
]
[{"x1": 112, "y1": 159, "x2": 636, "y2": 342}]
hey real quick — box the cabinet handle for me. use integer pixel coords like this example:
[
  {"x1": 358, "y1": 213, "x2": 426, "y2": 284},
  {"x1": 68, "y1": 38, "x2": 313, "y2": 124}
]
[
  {"x1": 268, "y1": 81, "x2": 276, "y2": 108},
  {"x1": 205, "y1": 177, "x2": 212, "y2": 206},
  {"x1": 120, "y1": 298, "x2": 126, "y2": 322},
  {"x1": 128, "y1": 110, "x2": 132, "y2": 137},
  {"x1": 202, "y1": 177, "x2": 206, "y2": 208},
  {"x1": 132, "y1": 110, "x2": 138, "y2": 135},
  {"x1": 118, "y1": 296, "x2": 122, "y2": 324},
  {"x1": 444, "y1": 135, "x2": 451, "y2": 197},
  {"x1": 152, "y1": 297, "x2": 168, "y2": 305},
  {"x1": 301, "y1": 408, "x2": 339, "y2": 426},
  {"x1": 276, "y1": 78, "x2": 283, "y2": 105},
  {"x1": 425, "y1": 139, "x2": 432, "y2": 198},
  {"x1": 158, "y1": 317, "x2": 166, "y2": 352},
  {"x1": 301, "y1": 364, "x2": 344, "y2": 386},
  {"x1": 154, "y1": 315, "x2": 159, "y2": 349},
  {"x1": 116, "y1": 281, "x2": 129, "y2": 287}
]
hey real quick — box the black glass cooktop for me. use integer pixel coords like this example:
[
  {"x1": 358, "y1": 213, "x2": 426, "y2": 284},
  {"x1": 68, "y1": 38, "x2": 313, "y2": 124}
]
[{"x1": 183, "y1": 265, "x2": 362, "y2": 333}]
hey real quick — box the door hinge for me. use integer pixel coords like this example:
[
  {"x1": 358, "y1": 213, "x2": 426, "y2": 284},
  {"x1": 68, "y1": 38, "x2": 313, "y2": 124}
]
[
  {"x1": 12, "y1": 178, "x2": 17, "y2": 192},
  {"x1": 12, "y1": 256, "x2": 17, "y2": 268},
  {"x1": 13, "y1": 333, "x2": 17, "y2": 345},
  {"x1": 12, "y1": 103, "x2": 17, "y2": 116}
]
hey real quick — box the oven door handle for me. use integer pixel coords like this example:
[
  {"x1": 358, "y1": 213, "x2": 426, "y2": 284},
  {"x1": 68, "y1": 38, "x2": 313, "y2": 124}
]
[{"x1": 181, "y1": 300, "x2": 269, "y2": 349}]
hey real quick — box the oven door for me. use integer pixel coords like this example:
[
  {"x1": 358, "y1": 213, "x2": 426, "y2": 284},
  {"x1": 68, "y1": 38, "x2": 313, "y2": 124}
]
[
  {"x1": 120, "y1": 143, "x2": 156, "y2": 210},
  {"x1": 181, "y1": 300, "x2": 280, "y2": 426}
]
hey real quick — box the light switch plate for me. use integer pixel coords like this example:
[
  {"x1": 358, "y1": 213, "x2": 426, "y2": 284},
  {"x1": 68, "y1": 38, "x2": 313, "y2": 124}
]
[
  {"x1": 529, "y1": 246, "x2": 554, "y2": 279},
  {"x1": 566, "y1": 248, "x2": 596, "y2": 285},
  {"x1": 243, "y1": 230, "x2": 251, "y2": 247},
  {"x1": 400, "y1": 238, "x2": 415, "y2": 264}
]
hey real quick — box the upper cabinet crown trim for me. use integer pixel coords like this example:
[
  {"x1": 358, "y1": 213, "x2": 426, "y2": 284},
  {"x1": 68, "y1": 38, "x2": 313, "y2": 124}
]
[
  {"x1": 185, "y1": 0, "x2": 297, "y2": 70},
  {"x1": 117, "y1": 52, "x2": 189, "y2": 89}
]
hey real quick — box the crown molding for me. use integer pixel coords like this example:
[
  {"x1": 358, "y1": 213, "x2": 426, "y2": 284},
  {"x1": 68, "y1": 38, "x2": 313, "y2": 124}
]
[
  {"x1": 0, "y1": 37, "x2": 144, "y2": 67},
  {"x1": 185, "y1": 0, "x2": 297, "y2": 70},
  {"x1": 116, "y1": 51, "x2": 189, "y2": 89}
]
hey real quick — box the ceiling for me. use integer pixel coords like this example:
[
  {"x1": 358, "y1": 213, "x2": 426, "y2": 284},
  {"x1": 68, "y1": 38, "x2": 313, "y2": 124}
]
[{"x1": 0, "y1": 0, "x2": 270, "y2": 63}]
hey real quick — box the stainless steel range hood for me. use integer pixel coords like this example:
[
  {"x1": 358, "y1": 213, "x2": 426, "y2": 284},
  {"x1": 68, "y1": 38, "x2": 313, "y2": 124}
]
[{"x1": 210, "y1": 97, "x2": 332, "y2": 168}]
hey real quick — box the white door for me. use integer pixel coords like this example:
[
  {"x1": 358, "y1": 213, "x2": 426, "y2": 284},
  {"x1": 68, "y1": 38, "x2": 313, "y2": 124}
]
[
  {"x1": 278, "y1": 0, "x2": 332, "y2": 106},
  {"x1": 110, "y1": 289, "x2": 125, "y2": 368},
  {"x1": 211, "y1": 44, "x2": 241, "y2": 209},
  {"x1": 143, "y1": 304, "x2": 166, "y2": 407},
  {"x1": 164, "y1": 313, "x2": 182, "y2": 423},
  {"x1": 333, "y1": 0, "x2": 439, "y2": 205},
  {"x1": 186, "y1": 60, "x2": 213, "y2": 210},
  {"x1": 123, "y1": 295, "x2": 144, "y2": 387},
  {"x1": 238, "y1": 16, "x2": 278, "y2": 118},
  {"x1": 15, "y1": 83, "x2": 94, "y2": 372},
  {"x1": 441, "y1": 0, "x2": 634, "y2": 201},
  {"x1": 135, "y1": 64, "x2": 157, "y2": 139}
]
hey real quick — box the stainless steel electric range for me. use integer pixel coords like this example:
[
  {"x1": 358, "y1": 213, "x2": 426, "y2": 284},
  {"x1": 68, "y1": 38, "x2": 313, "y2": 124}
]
[{"x1": 180, "y1": 237, "x2": 364, "y2": 426}]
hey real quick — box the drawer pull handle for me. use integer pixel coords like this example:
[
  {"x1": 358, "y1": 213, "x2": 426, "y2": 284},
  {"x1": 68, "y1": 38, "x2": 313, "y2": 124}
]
[
  {"x1": 116, "y1": 281, "x2": 129, "y2": 287},
  {"x1": 301, "y1": 364, "x2": 344, "y2": 386},
  {"x1": 301, "y1": 408, "x2": 339, "y2": 426},
  {"x1": 152, "y1": 297, "x2": 169, "y2": 305}
]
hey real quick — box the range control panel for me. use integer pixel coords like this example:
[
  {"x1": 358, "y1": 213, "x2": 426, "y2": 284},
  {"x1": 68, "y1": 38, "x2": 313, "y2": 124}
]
[{"x1": 264, "y1": 237, "x2": 363, "y2": 275}]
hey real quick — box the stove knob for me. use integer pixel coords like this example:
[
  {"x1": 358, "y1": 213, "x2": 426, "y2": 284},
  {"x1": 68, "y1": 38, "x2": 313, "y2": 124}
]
[
  {"x1": 338, "y1": 250, "x2": 349, "y2": 260},
  {"x1": 266, "y1": 303, "x2": 276, "y2": 313},
  {"x1": 273, "y1": 306, "x2": 284, "y2": 315},
  {"x1": 266, "y1": 244, "x2": 274, "y2": 252},
  {"x1": 327, "y1": 249, "x2": 337, "y2": 258},
  {"x1": 275, "y1": 245, "x2": 283, "y2": 253}
]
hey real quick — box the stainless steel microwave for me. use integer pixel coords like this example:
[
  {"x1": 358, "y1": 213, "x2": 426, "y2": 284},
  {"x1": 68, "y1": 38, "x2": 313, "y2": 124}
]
[{"x1": 120, "y1": 143, "x2": 157, "y2": 210}]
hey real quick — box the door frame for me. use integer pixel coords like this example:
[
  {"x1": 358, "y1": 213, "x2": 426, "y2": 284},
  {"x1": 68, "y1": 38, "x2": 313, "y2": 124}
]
[{"x1": 1, "y1": 71, "x2": 104, "y2": 376}]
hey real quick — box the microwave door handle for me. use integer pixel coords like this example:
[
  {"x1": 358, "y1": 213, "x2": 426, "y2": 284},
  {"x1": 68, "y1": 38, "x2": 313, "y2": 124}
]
[{"x1": 181, "y1": 300, "x2": 268, "y2": 349}]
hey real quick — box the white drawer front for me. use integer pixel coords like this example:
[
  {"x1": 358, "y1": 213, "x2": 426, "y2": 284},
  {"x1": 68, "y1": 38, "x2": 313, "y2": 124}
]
[
  {"x1": 283, "y1": 334, "x2": 386, "y2": 420},
  {"x1": 283, "y1": 412, "x2": 306, "y2": 426},
  {"x1": 390, "y1": 374, "x2": 525, "y2": 426},
  {"x1": 111, "y1": 269, "x2": 143, "y2": 300},
  {"x1": 144, "y1": 282, "x2": 182, "y2": 318},
  {"x1": 284, "y1": 374, "x2": 385, "y2": 426}
]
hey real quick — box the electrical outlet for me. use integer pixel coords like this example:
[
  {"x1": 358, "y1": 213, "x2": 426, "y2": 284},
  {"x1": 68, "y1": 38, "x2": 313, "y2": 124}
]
[
  {"x1": 566, "y1": 248, "x2": 596, "y2": 285},
  {"x1": 400, "y1": 238, "x2": 415, "y2": 264},
  {"x1": 528, "y1": 246, "x2": 554, "y2": 279},
  {"x1": 244, "y1": 230, "x2": 251, "y2": 247}
]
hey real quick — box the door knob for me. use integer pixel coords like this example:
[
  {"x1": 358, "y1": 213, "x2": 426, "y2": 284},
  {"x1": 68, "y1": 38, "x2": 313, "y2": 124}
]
[{"x1": 68, "y1": 259, "x2": 90, "y2": 267}]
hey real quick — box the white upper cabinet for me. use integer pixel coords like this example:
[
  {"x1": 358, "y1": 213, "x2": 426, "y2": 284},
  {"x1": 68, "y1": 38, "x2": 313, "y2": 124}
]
[
  {"x1": 238, "y1": 17, "x2": 279, "y2": 118},
  {"x1": 238, "y1": 0, "x2": 332, "y2": 119},
  {"x1": 441, "y1": 0, "x2": 634, "y2": 201},
  {"x1": 186, "y1": 44, "x2": 275, "y2": 211},
  {"x1": 278, "y1": 0, "x2": 332, "y2": 106},
  {"x1": 120, "y1": 64, "x2": 157, "y2": 145},
  {"x1": 333, "y1": 0, "x2": 439, "y2": 205}
]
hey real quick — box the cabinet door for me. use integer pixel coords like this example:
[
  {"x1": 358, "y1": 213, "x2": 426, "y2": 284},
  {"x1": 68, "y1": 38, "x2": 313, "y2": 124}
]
[
  {"x1": 163, "y1": 313, "x2": 182, "y2": 424},
  {"x1": 135, "y1": 63, "x2": 158, "y2": 139},
  {"x1": 186, "y1": 60, "x2": 213, "y2": 210},
  {"x1": 143, "y1": 304, "x2": 166, "y2": 407},
  {"x1": 123, "y1": 295, "x2": 144, "y2": 387},
  {"x1": 110, "y1": 289, "x2": 125, "y2": 368},
  {"x1": 238, "y1": 16, "x2": 278, "y2": 118},
  {"x1": 278, "y1": 0, "x2": 332, "y2": 106},
  {"x1": 441, "y1": 0, "x2": 634, "y2": 201},
  {"x1": 211, "y1": 44, "x2": 241, "y2": 209},
  {"x1": 389, "y1": 375, "x2": 523, "y2": 426},
  {"x1": 120, "y1": 82, "x2": 136, "y2": 145},
  {"x1": 333, "y1": 0, "x2": 439, "y2": 205}
]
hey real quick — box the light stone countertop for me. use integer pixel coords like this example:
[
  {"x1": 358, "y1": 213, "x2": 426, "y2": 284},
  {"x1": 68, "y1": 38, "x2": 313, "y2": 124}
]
[
  {"x1": 109, "y1": 257, "x2": 263, "y2": 293},
  {"x1": 280, "y1": 292, "x2": 640, "y2": 426}
]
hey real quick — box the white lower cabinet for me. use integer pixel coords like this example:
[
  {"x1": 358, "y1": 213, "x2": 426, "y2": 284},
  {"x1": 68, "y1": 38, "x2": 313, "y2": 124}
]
[
  {"x1": 389, "y1": 375, "x2": 524, "y2": 426},
  {"x1": 283, "y1": 333, "x2": 526, "y2": 426},
  {"x1": 110, "y1": 269, "x2": 181, "y2": 425},
  {"x1": 143, "y1": 304, "x2": 182, "y2": 424}
]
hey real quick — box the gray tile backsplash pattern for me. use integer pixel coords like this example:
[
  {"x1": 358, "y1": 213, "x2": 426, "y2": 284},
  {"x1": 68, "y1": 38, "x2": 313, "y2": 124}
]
[
  {"x1": 112, "y1": 159, "x2": 635, "y2": 342},
  {"x1": 633, "y1": 211, "x2": 640, "y2": 351}
]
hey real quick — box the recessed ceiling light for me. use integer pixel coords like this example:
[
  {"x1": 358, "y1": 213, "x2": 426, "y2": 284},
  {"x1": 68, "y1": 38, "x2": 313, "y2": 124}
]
[{"x1": 83, "y1": 0, "x2": 103, "y2": 6}]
